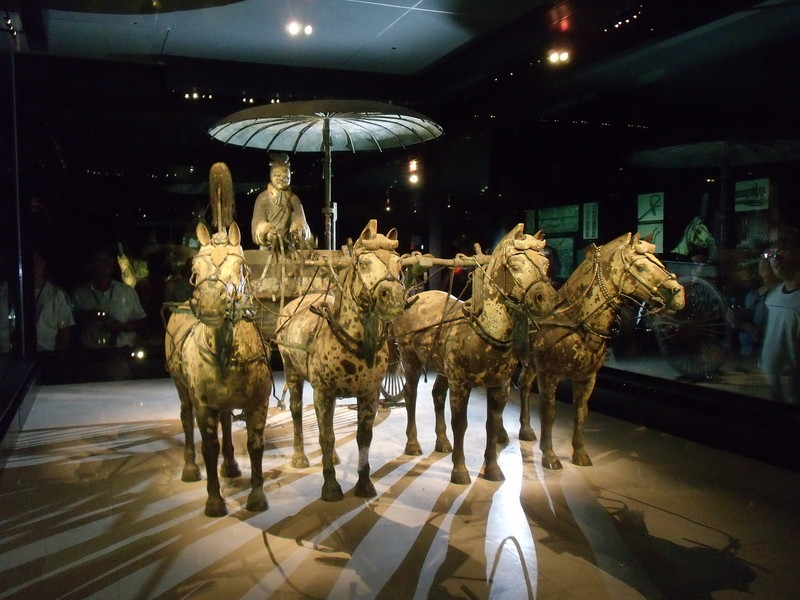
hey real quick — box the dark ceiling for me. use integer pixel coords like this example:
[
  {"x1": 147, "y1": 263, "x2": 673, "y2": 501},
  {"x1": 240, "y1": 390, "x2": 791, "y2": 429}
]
[
  {"x1": 3, "y1": 0, "x2": 800, "y2": 231},
  {"x1": 6, "y1": 2, "x2": 799, "y2": 153}
]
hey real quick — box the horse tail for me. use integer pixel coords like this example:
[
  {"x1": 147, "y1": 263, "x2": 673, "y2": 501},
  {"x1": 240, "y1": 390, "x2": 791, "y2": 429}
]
[{"x1": 209, "y1": 162, "x2": 235, "y2": 232}]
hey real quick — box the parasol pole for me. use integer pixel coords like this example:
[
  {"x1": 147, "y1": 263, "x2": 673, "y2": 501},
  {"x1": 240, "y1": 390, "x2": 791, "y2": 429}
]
[{"x1": 322, "y1": 117, "x2": 333, "y2": 250}]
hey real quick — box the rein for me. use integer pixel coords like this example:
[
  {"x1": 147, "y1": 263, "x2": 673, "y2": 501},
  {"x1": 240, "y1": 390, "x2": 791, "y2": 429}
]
[
  {"x1": 549, "y1": 243, "x2": 677, "y2": 348},
  {"x1": 464, "y1": 248, "x2": 548, "y2": 350},
  {"x1": 308, "y1": 302, "x2": 391, "y2": 367}
]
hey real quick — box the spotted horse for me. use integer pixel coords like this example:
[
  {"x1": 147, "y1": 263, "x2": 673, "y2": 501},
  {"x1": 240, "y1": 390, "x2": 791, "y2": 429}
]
[
  {"x1": 392, "y1": 224, "x2": 557, "y2": 484},
  {"x1": 165, "y1": 165, "x2": 272, "y2": 517},
  {"x1": 274, "y1": 219, "x2": 406, "y2": 501},
  {"x1": 516, "y1": 232, "x2": 685, "y2": 470}
]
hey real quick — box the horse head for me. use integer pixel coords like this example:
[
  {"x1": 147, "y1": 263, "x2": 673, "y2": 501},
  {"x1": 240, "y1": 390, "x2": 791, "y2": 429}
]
[
  {"x1": 608, "y1": 232, "x2": 685, "y2": 314},
  {"x1": 686, "y1": 216, "x2": 716, "y2": 249},
  {"x1": 481, "y1": 224, "x2": 556, "y2": 319},
  {"x1": 346, "y1": 219, "x2": 407, "y2": 323},
  {"x1": 190, "y1": 221, "x2": 250, "y2": 328}
]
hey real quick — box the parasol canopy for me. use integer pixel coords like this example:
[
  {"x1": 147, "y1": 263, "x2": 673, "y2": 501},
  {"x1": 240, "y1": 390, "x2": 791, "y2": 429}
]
[{"x1": 208, "y1": 99, "x2": 444, "y2": 249}]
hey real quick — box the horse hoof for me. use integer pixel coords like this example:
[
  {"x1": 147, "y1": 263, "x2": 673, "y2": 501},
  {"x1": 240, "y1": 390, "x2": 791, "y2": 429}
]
[
  {"x1": 518, "y1": 427, "x2": 537, "y2": 442},
  {"x1": 572, "y1": 452, "x2": 593, "y2": 467},
  {"x1": 221, "y1": 462, "x2": 242, "y2": 478},
  {"x1": 204, "y1": 498, "x2": 228, "y2": 517},
  {"x1": 355, "y1": 480, "x2": 377, "y2": 498},
  {"x1": 321, "y1": 483, "x2": 344, "y2": 502},
  {"x1": 481, "y1": 465, "x2": 505, "y2": 482},
  {"x1": 435, "y1": 440, "x2": 453, "y2": 454},
  {"x1": 404, "y1": 442, "x2": 422, "y2": 456},
  {"x1": 182, "y1": 465, "x2": 201, "y2": 482},
  {"x1": 450, "y1": 470, "x2": 471, "y2": 485},
  {"x1": 246, "y1": 490, "x2": 269, "y2": 512},
  {"x1": 542, "y1": 455, "x2": 563, "y2": 470},
  {"x1": 292, "y1": 455, "x2": 310, "y2": 469}
]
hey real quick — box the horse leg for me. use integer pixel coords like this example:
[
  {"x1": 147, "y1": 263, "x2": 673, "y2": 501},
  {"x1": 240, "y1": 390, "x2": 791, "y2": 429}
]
[
  {"x1": 538, "y1": 374, "x2": 562, "y2": 470},
  {"x1": 432, "y1": 375, "x2": 452, "y2": 453},
  {"x1": 219, "y1": 410, "x2": 241, "y2": 478},
  {"x1": 244, "y1": 404, "x2": 269, "y2": 512},
  {"x1": 481, "y1": 382, "x2": 509, "y2": 482},
  {"x1": 314, "y1": 388, "x2": 343, "y2": 502},
  {"x1": 571, "y1": 374, "x2": 596, "y2": 467},
  {"x1": 354, "y1": 393, "x2": 378, "y2": 498},
  {"x1": 177, "y1": 384, "x2": 200, "y2": 482},
  {"x1": 402, "y1": 356, "x2": 423, "y2": 456},
  {"x1": 449, "y1": 382, "x2": 471, "y2": 484},
  {"x1": 286, "y1": 368, "x2": 309, "y2": 469},
  {"x1": 518, "y1": 365, "x2": 538, "y2": 442},
  {"x1": 197, "y1": 406, "x2": 227, "y2": 516}
]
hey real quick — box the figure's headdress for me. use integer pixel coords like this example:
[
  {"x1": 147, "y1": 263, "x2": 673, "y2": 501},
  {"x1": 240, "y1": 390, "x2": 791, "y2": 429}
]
[{"x1": 269, "y1": 152, "x2": 290, "y2": 169}]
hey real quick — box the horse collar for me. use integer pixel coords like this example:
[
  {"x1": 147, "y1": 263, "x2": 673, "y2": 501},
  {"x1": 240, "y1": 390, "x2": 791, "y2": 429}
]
[{"x1": 595, "y1": 248, "x2": 620, "y2": 308}]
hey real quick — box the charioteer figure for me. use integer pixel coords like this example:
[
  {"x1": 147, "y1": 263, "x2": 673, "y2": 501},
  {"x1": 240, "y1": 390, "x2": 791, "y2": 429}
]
[{"x1": 251, "y1": 152, "x2": 312, "y2": 250}]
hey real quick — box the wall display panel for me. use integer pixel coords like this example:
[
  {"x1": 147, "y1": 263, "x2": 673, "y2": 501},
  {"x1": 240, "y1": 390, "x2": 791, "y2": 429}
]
[
  {"x1": 547, "y1": 236, "x2": 575, "y2": 280},
  {"x1": 636, "y1": 222, "x2": 664, "y2": 253},
  {"x1": 538, "y1": 204, "x2": 579, "y2": 234},
  {"x1": 637, "y1": 192, "x2": 664, "y2": 222},
  {"x1": 734, "y1": 178, "x2": 769, "y2": 212},
  {"x1": 583, "y1": 201, "x2": 599, "y2": 240}
]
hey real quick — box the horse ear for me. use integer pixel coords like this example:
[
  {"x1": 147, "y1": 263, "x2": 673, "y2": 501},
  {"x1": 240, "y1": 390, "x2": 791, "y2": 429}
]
[
  {"x1": 228, "y1": 222, "x2": 241, "y2": 246},
  {"x1": 640, "y1": 230, "x2": 654, "y2": 244},
  {"x1": 512, "y1": 223, "x2": 525, "y2": 239},
  {"x1": 358, "y1": 219, "x2": 378, "y2": 242},
  {"x1": 386, "y1": 228, "x2": 398, "y2": 241},
  {"x1": 197, "y1": 222, "x2": 212, "y2": 246},
  {"x1": 631, "y1": 232, "x2": 642, "y2": 246},
  {"x1": 534, "y1": 229, "x2": 545, "y2": 241}
]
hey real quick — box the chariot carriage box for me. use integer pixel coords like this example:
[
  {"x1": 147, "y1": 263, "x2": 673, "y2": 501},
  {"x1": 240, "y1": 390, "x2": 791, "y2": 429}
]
[{"x1": 244, "y1": 249, "x2": 348, "y2": 340}]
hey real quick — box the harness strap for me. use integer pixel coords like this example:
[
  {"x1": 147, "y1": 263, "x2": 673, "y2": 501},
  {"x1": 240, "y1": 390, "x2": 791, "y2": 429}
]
[{"x1": 309, "y1": 302, "x2": 390, "y2": 364}]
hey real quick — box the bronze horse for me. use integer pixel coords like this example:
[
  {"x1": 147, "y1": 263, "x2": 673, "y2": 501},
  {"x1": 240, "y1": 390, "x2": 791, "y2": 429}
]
[
  {"x1": 165, "y1": 165, "x2": 271, "y2": 517},
  {"x1": 275, "y1": 220, "x2": 406, "y2": 501},
  {"x1": 392, "y1": 225, "x2": 557, "y2": 484},
  {"x1": 517, "y1": 232, "x2": 685, "y2": 470}
]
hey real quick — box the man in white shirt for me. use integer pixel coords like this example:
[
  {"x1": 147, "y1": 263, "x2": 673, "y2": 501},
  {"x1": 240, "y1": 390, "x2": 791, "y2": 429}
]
[
  {"x1": 760, "y1": 233, "x2": 800, "y2": 404},
  {"x1": 72, "y1": 248, "x2": 147, "y2": 349},
  {"x1": 33, "y1": 251, "x2": 75, "y2": 351}
]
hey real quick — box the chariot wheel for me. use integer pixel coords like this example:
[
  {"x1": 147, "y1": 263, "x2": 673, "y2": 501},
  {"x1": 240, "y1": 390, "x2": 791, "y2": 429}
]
[
  {"x1": 380, "y1": 338, "x2": 406, "y2": 405},
  {"x1": 651, "y1": 275, "x2": 728, "y2": 379}
]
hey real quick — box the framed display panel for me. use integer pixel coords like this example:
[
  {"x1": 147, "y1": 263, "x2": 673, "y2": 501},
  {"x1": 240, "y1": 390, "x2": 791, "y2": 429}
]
[
  {"x1": 734, "y1": 178, "x2": 769, "y2": 212},
  {"x1": 637, "y1": 192, "x2": 664, "y2": 222},
  {"x1": 538, "y1": 204, "x2": 579, "y2": 234},
  {"x1": 583, "y1": 202, "x2": 599, "y2": 240},
  {"x1": 547, "y1": 236, "x2": 575, "y2": 280},
  {"x1": 636, "y1": 222, "x2": 664, "y2": 253},
  {"x1": 525, "y1": 209, "x2": 536, "y2": 233}
]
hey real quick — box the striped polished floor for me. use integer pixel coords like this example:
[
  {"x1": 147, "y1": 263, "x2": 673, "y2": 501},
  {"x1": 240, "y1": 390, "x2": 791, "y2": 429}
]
[{"x1": 0, "y1": 374, "x2": 798, "y2": 599}]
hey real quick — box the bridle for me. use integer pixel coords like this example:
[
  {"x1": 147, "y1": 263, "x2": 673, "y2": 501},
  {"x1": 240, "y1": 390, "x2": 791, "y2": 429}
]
[
  {"x1": 344, "y1": 248, "x2": 403, "y2": 314},
  {"x1": 466, "y1": 245, "x2": 551, "y2": 349},
  {"x1": 558, "y1": 243, "x2": 678, "y2": 339},
  {"x1": 190, "y1": 249, "x2": 252, "y2": 322},
  {"x1": 616, "y1": 250, "x2": 679, "y2": 315}
]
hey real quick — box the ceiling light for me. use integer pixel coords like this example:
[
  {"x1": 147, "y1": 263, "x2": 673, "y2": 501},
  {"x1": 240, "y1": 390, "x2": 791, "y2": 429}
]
[
  {"x1": 286, "y1": 21, "x2": 301, "y2": 36},
  {"x1": 304, "y1": 24, "x2": 313, "y2": 35}
]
